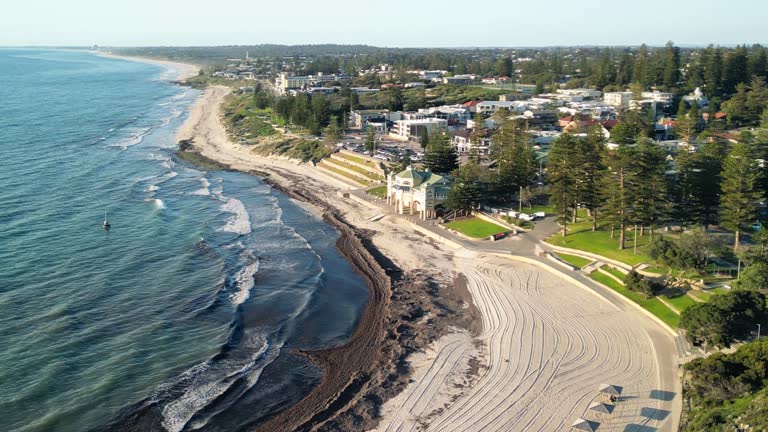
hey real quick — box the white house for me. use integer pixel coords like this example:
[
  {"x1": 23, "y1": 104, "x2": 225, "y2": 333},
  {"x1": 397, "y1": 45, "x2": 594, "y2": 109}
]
[
  {"x1": 476, "y1": 101, "x2": 527, "y2": 115},
  {"x1": 604, "y1": 92, "x2": 634, "y2": 108},
  {"x1": 451, "y1": 130, "x2": 492, "y2": 155},
  {"x1": 390, "y1": 118, "x2": 448, "y2": 141}
]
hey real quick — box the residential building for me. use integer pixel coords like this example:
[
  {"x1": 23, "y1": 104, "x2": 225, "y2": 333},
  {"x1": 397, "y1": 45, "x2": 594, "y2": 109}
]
[
  {"x1": 386, "y1": 166, "x2": 453, "y2": 220},
  {"x1": 557, "y1": 88, "x2": 603, "y2": 100},
  {"x1": 604, "y1": 92, "x2": 634, "y2": 108},
  {"x1": 351, "y1": 109, "x2": 401, "y2": 129},
  {"x1": 351, "y1": 87, "x2": 380, "y2": 94},
  {"x1": 443, "y1": 75, "x2": 477, "y2": 85},
  {"x1": 499, "y1": 92, "x2": 529, "y2": 102},
  {"x1": 276, "y1": 72, "x2": 352, "y2": 94},
  {"x1": 418, "y1": 105, "x2": 472, "y2": 123},
  {"x1": 476, "y1": 101, "x2": 527, "y2": 115},
  {"x1": 683, "y1": 87, "x2": 709, "y2": 108},
  {"x1": 641, "y1": 91, "x2": 674, "y2": 106},
  {"x1": 390, "y1": 118, "x2": 448, "y2": 141},
  {"x1": 451, "y1": 130, "x2": 492, "y2": 155}
]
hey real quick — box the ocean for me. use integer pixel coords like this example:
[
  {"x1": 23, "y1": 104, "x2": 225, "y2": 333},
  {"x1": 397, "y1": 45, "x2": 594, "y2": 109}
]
[{"x1": 0, "y1": 49, "x2": 368, "y2": 431}]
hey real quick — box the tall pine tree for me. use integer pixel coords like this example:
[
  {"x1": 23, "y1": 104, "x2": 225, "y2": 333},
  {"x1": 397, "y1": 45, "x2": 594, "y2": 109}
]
[
  {"x1": 423, "y1": 129, "x2": 459, "y2": 175},
  {"x1": 720, "y1": 143, "x2": 762, "y2": 249}
]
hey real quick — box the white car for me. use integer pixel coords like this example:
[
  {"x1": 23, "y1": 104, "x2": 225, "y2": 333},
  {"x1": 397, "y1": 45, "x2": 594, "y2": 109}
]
[{"x1": 518, "y1": 213, "x2": 534, "y2": 221}]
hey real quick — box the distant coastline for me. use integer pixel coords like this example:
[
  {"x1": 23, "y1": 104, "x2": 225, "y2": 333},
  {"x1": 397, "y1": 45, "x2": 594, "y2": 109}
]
[{"x1": 93, "y1": 51, "x2": 201, "y2": 82}]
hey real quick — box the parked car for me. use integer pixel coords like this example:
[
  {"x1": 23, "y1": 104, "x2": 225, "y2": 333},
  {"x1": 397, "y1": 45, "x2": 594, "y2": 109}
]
[{"x1": 518, "y1": 213, "x2": 534, "y2": 221}]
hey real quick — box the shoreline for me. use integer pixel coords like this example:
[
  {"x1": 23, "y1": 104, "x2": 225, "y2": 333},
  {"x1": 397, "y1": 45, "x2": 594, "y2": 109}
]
[
  {"x1": 171, "y1": 83, "x2": 682, "y2": 431},
  {"x1": 172, "y1": 85, "x2": 484, "y2": 431},
  {"x1": 93, "y1": 51, "x2": 201, "y2": 82}
]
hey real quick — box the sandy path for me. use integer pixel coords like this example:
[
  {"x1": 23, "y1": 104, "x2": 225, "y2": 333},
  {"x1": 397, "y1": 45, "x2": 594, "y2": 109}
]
[{"x1": 375, "y1": 251, "x2": 679, "y2": 432}]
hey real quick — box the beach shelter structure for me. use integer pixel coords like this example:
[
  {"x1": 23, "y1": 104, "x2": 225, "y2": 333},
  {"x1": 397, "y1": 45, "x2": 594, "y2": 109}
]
[
  {"x1": 571, "y1": 418, "x2": 599, "y2": 431},
  {"x1": 588, "y1": 401, "x2": 615, "y2": 414},
  {"x1": 597, "y1": 383, "x2": 623, "y2": 396}
]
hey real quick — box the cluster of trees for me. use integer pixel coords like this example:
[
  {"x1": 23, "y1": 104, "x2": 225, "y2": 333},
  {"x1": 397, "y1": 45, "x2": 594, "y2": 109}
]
[
  {"x1": 680, "y1": 290, "x2": 767, "y2": 348},
  {"x1": 430, "y1": 116, "x2": 540, "y2": 213},
  {"x1": 648, "y1": 229, "x2": 717, "y2": 272},
  {"x1": 683, "y1": 339, "x2": 768, "y2": 431},
  {"x1": 548, "y1": 117, "x2": 765, "y2": 250}
]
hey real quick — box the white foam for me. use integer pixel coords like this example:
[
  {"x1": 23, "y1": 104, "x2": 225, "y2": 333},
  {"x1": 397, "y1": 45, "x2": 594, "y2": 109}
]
[
  {"x1": 172, "y1": 90, "x2": 188, "y2": 101},
  {"x1": 191, "y1": 177, "x2": 211, "y2": 196},
  {"x1": 229, "y1": 257, "x2": 259, "y2": 306},
  {"x1": 218, "y1": 198, "x2": 251, "y2": 235},
  {"x1": 161, "y1": 159, "x2": 176, "y2": 169},
  {"x1": 145, "y1": 198, "x2": 165, "y2": 209},
  {"x1": 159, "y1": 332, "x2": 281, "y2": 432},
  {"x1": 111, "y1": 127, "x2": 152, "y2": 150}
]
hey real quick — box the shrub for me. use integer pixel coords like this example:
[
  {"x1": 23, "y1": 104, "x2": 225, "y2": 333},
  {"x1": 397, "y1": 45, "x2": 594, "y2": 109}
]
[{"x1": 625, "y1": 270, "x2": 661, "y2": 298}]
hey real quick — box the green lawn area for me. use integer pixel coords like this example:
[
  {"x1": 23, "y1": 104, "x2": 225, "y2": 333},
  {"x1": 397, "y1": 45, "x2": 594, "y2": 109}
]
[
  {"x1": 525, "y1": 205, "x2": 554, "y2": 215},
  {"x1": 329, "y1": 159, "x2": 383, "y2": 181},
  {"x1": 336, "y1": 152, "x2": 375, "y2": 166},
  {"x1": 689, "y1": 287, "x2": 731, "y2": 302},
  {"x1": 556, "y1": 253, "x2": 593, "y2": 269},
  {"x1": 319, "y1": 163, "x2": 371, "y2": 186},
  {"x1": 444, "y1": 217, "x2": 508, "y2": 239},
  {"x1": 589, "y1": 271, "x2": 680, "y2": 328},
  {"x1": 367, "y1": 185, "x2": 387, "y2": 198},
  {"x1": 661, "y1": 292, "x2": 699, "y2": 312},
  {"x1": 547, "y1": 222, "x2": 654, "y2": 267},
  {"x1": 601, "y1": 265, "x2": 627, "y2": 282}
]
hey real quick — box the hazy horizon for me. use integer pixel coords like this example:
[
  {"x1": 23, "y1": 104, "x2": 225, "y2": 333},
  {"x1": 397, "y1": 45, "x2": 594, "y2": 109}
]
[{"x1": 3, "y1": 0, "x2": 766, "y2": 48}]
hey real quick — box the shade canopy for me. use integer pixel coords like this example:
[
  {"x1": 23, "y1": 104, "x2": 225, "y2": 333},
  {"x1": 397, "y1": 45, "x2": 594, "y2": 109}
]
[
  {"x1": 571, "y1": 418, "x2": 600, "y2": 431},
  {"x1": 597, "y1": 383, "x2": 623, "y2": 396},
  {"x1": 588, "y1": 401, "x2": 615, "y2": 414}
]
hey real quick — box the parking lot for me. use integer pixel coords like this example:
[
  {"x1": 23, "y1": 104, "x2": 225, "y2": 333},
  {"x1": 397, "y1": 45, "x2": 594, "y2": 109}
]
[{"x1": 338, "y1": 131, "x2": 424, "y2": 163}]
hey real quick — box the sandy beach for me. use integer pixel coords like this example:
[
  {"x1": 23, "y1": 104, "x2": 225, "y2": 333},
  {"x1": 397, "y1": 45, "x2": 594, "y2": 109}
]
[
  {"x1": 95, "y1": 51, "x2": 201, "y2": 81},
  {"x1": 170, "y1": 84, "x2": 682, "y2": 431}
]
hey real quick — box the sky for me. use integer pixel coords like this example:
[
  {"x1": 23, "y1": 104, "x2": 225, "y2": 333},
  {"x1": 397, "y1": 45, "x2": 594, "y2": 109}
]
[{"x1": 1, "y1": 0, "x2": 766, "y2": 48}]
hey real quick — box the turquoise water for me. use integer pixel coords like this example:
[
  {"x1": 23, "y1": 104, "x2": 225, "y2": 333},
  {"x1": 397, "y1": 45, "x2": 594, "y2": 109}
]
[{"x1": 0, "y1": 49, "x2": 368, "y2": 431}]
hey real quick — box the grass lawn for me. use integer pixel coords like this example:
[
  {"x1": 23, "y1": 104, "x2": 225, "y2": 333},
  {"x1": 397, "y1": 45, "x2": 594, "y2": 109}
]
[
  {"x1": 319, "y1": 163, "x2": 371, "y2": 186},
  {"x1": 337, "y1": 152, "x2": 375, "y2": 166},
  {"x1": 661, "y1": 292, "x2": 699, "y2": 312},
  {"x1": 367, "y1": 186, "x2": 387, "y2": 198},
  {"x1": 556, "y1": 253, "x2": 593, "y2": 269},
  {"x1": 689, "y1": 286, "x2": 731, "y2": 302},
  {"x1": 589, "y1": 271, "x2": 680, "y2": 328},
  {"x1": 525, "y1": 205, "x2": 554, "y2": 215},
  {"x1": 444, "y1": 217, "x2": 508, "y2": 239},
  {"x1": 601, "y1": 265, "x2": 627, "y2": 282},
  {"x1": 327, "y1": 159, "x2": 383, "y2": 181},
  {"x1": 547, "y1": 222, "x2": 654, "y2": 267}
]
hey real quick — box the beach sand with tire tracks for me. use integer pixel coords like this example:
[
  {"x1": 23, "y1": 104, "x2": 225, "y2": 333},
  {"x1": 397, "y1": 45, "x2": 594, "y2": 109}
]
[{"x1": 374, "y1": 251, "x2": 680, "y2": 432}]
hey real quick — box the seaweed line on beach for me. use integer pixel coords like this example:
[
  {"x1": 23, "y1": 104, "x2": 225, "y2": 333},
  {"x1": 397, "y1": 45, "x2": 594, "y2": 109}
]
[{"x1": 176, "y1": 140, "x2": 481, "y2": 432}]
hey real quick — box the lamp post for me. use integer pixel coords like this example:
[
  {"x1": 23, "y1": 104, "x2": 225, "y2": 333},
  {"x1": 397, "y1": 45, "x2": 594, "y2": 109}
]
[{"x1": 758, "y1": 324, "x2": 762, "y2": 341}]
